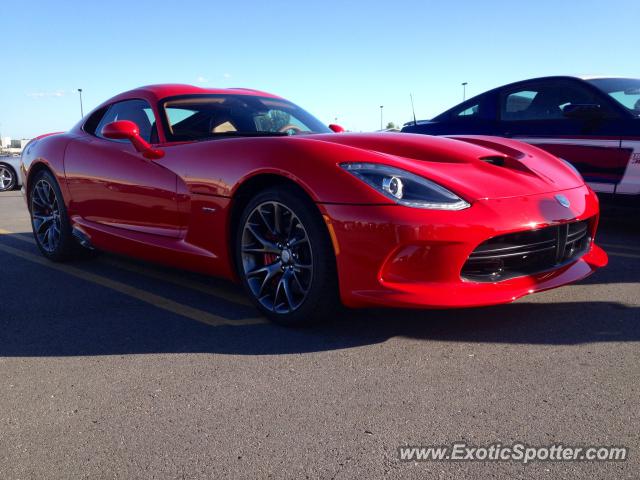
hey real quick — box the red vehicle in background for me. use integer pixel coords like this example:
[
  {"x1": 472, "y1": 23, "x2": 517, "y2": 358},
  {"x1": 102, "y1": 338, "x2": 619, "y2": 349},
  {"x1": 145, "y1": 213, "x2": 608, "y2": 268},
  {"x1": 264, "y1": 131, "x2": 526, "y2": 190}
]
[{"x1": 21, "y1": 85, "x2": 607, "y2": 325}]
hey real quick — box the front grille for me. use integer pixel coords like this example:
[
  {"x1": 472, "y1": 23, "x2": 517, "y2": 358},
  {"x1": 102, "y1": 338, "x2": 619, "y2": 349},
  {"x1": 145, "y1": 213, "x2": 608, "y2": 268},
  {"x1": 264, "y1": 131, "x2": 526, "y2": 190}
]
[{"x1": 461, "y1": 220, "x2": 591, "y2": 282}]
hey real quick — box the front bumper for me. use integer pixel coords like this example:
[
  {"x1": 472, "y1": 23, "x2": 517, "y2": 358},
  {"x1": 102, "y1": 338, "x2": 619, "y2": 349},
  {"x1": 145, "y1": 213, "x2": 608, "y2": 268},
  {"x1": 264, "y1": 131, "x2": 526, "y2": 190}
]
[{"x1": 319, "y1": 185, "x2": 607, "y2": 308}]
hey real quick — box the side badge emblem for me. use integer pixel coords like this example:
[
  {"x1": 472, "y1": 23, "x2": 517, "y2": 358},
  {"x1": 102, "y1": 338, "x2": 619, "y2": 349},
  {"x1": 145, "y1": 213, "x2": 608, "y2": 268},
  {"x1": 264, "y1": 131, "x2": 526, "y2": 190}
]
[{"x1": 555, "y1": 194, "x2": 570, "y2": 208}]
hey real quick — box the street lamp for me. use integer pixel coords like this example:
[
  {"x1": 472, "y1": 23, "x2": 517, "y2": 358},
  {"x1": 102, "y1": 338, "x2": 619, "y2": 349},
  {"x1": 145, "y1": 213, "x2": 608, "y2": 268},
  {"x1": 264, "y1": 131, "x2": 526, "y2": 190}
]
[
  {"x1": 379, "y1": 105, "x2": 384, "y2": 130},
  {"x1": 461, "y1": 82, "x2": 468, "y2": 102},
  {"x1": 77, "y1": 88, "x2": 84, "y2": 118}
]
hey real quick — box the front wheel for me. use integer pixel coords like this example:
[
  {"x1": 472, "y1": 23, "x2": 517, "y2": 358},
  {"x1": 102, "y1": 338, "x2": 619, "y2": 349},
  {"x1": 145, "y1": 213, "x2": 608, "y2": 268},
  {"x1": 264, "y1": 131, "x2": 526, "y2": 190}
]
[
  {"x1": 29, "y1": 170, "x2": 80, "y2": 261},
  {"x1": 236, "y1": 187, "x2": 340, "y2": 326},
  {"x1": 0, "y1": 164, "x2": 17, "y2": 191}
]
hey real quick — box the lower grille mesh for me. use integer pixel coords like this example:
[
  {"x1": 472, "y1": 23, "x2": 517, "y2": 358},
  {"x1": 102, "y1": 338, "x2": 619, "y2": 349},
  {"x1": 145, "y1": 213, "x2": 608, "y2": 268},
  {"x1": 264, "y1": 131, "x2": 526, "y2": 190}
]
[{"x1": 461, "y1": 220, "x2": 591, "y2": 282}]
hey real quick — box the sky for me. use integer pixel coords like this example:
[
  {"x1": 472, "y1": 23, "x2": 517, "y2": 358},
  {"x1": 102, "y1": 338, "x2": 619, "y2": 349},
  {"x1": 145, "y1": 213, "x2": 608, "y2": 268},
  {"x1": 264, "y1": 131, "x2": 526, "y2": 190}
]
[{"x1": 1, "y1": 0, "x2": 639, "y2": 138}]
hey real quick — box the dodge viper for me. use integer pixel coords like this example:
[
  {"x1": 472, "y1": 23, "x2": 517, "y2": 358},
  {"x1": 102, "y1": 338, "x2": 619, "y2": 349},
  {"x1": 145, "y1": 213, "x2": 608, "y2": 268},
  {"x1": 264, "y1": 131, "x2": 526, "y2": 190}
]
[{"x1": 20, "y1": 84, "x2": 608, "y2": 325}]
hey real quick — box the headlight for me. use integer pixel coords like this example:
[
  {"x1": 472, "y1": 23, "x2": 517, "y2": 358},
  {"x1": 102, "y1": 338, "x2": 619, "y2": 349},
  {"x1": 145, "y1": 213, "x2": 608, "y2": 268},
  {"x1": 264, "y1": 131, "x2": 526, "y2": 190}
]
[{"x1": 340, "y1": 162, "x2": 470, "y2": 210}]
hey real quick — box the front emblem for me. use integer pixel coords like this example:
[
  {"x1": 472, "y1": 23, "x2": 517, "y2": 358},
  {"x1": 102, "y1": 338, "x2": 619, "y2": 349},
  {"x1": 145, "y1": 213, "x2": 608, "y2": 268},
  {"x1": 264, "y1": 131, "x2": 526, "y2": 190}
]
[{"x1": 555, "y1": 194, "x2": 571, "y2": 208}]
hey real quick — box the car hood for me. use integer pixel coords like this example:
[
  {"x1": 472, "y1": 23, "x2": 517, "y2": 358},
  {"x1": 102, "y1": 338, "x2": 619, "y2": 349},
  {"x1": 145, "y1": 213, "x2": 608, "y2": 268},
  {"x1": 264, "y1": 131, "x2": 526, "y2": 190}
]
[{"x1": 304, "y1": 133, "x2": 585, "y2": 201}]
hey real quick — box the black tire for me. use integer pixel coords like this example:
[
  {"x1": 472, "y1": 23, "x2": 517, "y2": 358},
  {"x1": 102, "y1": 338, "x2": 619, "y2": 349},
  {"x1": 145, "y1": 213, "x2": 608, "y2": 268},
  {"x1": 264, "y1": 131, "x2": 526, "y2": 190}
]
[
  {"x1": 0, "y1": 163, "x2": 17, "y2": 192},
  {"x1": 235, "y1": 186, "x2": 340, "y2": 326},
  {"x1": 29, "y1": 169, "x2": 80, "y2": 261}
]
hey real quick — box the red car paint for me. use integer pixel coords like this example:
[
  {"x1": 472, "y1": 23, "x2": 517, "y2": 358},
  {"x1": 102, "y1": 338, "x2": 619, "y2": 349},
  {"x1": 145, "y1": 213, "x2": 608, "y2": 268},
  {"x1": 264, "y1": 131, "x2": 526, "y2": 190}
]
[{"x1": 21, "y1": 85, "x2": 607, "y2": 309}]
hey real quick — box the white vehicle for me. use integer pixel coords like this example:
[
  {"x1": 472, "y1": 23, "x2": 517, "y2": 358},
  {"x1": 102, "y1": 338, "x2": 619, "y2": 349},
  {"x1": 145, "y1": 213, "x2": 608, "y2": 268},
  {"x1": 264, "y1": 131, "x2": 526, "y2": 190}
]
[{"x1": 0, "y1": 155, "x2": 22, "y2": 192}]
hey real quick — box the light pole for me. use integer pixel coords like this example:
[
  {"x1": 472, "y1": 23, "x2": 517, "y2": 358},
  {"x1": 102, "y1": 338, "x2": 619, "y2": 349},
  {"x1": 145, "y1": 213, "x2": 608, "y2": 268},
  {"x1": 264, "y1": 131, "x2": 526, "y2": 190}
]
[
  {"x1": 379, "y1": 105, "x2": 384, "y2": 130},
  {"x1": 461, "y1": 82, "x2": 468, "y2": 102},
  {"x1": 77, "y1": 88, "x2": 84, "y2": 118}
]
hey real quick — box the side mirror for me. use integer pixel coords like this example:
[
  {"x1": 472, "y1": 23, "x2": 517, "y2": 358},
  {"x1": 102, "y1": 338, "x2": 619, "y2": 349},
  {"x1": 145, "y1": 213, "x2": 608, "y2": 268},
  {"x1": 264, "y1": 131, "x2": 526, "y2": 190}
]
[
  {"x1": 562, "y1": 103, "x2": 603, "y2": 120},
  {"x1": 329, "y1": 124, "x2": 345, "y2": 133},
  {"x1": 101, "y1": 120, "x2": 164, "y2": 159}
]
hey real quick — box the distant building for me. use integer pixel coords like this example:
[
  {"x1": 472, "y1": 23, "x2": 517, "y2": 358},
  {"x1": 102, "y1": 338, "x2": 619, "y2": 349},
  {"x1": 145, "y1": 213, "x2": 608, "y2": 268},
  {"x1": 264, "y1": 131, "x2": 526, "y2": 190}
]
[
  {"x1": 10, "y1": 139, "x2": 29, "y2": 149},
  {"x1": 0, "y1": 137, "x2": 31, "y2": 154}
]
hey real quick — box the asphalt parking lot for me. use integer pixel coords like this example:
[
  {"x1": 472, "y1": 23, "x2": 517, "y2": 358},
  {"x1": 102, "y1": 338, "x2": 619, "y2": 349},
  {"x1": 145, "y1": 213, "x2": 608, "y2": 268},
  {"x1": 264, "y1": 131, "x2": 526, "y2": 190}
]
[{"x1": 1, "y1": 190, "x2": 638, "y2": 479}]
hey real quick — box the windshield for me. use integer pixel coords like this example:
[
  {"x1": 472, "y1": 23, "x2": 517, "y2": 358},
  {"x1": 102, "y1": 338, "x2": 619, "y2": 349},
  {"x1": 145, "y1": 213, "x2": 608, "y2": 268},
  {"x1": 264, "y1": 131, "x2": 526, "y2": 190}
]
[
  {"x1": 160, "y1": 94, "x2": 330, "y2": 142},
  {"x1": 587, "y1": 78, "x2": 640, "y2": 117}
]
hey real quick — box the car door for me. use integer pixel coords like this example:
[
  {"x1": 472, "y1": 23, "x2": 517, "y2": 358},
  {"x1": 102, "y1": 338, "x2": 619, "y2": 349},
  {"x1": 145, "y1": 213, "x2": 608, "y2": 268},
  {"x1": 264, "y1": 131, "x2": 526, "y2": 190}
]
[
  {"x1": 497, "y1": 79, "x2": 630, "y2": 193},
  {"x1": 64, "y1": 99, "x2": 184, "y2": 238}
]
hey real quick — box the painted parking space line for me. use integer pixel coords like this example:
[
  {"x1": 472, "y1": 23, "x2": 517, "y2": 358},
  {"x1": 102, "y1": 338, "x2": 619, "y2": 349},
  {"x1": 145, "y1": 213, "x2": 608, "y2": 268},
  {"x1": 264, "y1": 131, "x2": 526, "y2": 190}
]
[
  {"x1": 600, "y1": 242, "x2": 640, "y2": 252},
  {"x1": 0, "y1": 229, "x2": 254, "y2": 307},
  {"x1": 101, "y1": 257, "x2": 253, "y2": 307},
  {"x1": 606, "y1": 251, "x2": 640, "y2": 260},
  {"x1": 0, "y1": 233, "x2": 265, "y2": 328},
  {"x1": 0, "y1": 229, "x2": 33, "y2": 241}
]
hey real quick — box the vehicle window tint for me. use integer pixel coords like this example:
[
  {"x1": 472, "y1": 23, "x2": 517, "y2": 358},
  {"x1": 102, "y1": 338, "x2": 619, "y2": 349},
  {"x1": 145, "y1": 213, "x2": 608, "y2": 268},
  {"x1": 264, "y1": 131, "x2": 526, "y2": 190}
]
[
  {"x1": 166, "y1": 107, "x2": 198, "y2": 127},
  {"x1": 95, "y1": 99, "x2": 156, "y2": 143},
  {"x1": 588, "y1": 78, "x2": 640, "y2": 116},
  {"x1": 456, "y1": 104, "x2": 480, "y2": 117},
  {"x1": 610, "y1": 91, "x2": 640, "y2": 111},
  {"x1": 501, "y1": 83, "x2": 602, "y2": 121},
  {"x1": 505, "y1": 91, "x2": 537, "y2": 114},
  {"x1": 445, "y1": 94, "x2": 496, "y2": 121},
  {"x1": 83, "y1": 106, "x2": 109, "y2": 135},
  {"x1": 161, "y1": 94, "x2": 331, "y2": 142}
]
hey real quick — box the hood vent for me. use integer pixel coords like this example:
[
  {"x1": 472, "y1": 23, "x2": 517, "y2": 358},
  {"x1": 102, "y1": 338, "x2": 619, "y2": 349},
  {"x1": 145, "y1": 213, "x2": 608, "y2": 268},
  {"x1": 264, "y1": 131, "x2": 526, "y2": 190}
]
[
  {"x1": 479, "y1": 156, "x2": 506, "y2": 167},
  {"x1": 478, "y1": 154, "x2": 534, "y2": 175}
]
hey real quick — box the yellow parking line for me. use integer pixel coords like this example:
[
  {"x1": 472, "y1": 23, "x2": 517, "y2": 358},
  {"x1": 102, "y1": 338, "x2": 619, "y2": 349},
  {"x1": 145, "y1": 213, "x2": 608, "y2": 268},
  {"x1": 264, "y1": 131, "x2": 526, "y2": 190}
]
[
  {"x1": 101, "y1": 258, "x2": 253, "y2": 307},
  {"x1": 0, "y1": 237, "x2": 264, "y2": 328},
  {"x1": 0, "y1": 229, "x2": 32, "y2": 240},
  {"x1": 0, "y1": 229, "x2": 253, "y2": 307}
]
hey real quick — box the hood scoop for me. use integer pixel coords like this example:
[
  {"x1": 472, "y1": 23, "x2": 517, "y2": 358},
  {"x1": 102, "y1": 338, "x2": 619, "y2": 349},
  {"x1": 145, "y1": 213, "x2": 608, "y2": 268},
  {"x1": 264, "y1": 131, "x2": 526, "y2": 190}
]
[
  {"x1": 478, "y1": 154, "x2": 535, "y2": 176},
  {"x1": 451, "y1": 136, "x2": 527, "y2": 159},
  {"x1": 451, "y1": 136, "x2": 537, "y2": 175},
  {"x1": 479, "y1": 156, "x2": 506, "y2": 166}
]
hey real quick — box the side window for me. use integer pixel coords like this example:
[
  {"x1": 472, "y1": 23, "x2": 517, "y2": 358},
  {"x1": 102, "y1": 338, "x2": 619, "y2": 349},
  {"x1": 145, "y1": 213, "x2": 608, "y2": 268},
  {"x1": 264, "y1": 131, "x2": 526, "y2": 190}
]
[
  {"x1": 501, "y1": 82, "x2": 603, "y2": 121},
  {"x1": 504, "y1": 90, "x2": 537, "y2": 115},
  {"x1": 448, "y1": 95, "x2": 496, "y2": 121},
  {"x1": 456, "y1": 103, "x2": 480, "y2": 118},
  {"x1": 95, "y1": 99, "x2": 157, "y2": 143},
  {"x1": 83, "y1": 107, "x2": 109, "y2": 135}
]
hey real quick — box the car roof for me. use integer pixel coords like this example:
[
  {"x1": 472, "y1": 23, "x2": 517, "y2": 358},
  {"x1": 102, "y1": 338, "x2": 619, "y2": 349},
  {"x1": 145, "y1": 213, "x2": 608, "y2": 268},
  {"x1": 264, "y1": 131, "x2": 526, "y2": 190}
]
[
  {"x1": 473, "y1": 75, "x2": 586, "y2": 95},
  {"x1": 430, "y1": 75, "x2": 638, "y2": 122},
  {"x1": 480, "y1": 75, "x2": 639, "y2": 90},
  {"x1": 130, "y1": 84, "x2": 280, "y2": 98},
  {"x1": 98, "y1": 84, "x2": 283, "y2": 108}
]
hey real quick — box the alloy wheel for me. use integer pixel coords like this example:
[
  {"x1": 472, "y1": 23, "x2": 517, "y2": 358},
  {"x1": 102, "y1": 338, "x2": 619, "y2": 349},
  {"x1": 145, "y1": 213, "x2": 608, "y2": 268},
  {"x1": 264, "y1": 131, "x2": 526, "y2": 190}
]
[
  {"x1": 31, "y1": 179, "x2": 62, "y2": 253},
  {"x1": 0, "y1": 166, "x2": 14, "y2": 191},
  {"x1": 241, "y1": 201, "x2": 313, "y2": 314}
]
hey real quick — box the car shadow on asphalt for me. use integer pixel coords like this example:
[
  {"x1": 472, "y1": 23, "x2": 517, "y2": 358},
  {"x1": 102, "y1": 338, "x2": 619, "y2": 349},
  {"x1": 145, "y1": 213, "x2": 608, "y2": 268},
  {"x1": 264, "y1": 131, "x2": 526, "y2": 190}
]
[
  {"x1": 1, "y1": 299, "x2": 638, "y2": 358},
  {"x1": 1, "y1": 221, "x2": 638, "y2": 358}
]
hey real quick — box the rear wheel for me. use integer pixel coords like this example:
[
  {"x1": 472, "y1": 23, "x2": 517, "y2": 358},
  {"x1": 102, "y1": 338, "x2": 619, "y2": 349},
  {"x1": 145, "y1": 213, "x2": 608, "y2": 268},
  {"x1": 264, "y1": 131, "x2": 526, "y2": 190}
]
[
  {"x1": 29, "y1": 170, "x2": 79, "y2": 261},
  {"x1": 0, "y1": 164, "x2": 17, "y2": 191},
  {"x1": 236, "y1": 187, "x2": 339, "y2": 326}
]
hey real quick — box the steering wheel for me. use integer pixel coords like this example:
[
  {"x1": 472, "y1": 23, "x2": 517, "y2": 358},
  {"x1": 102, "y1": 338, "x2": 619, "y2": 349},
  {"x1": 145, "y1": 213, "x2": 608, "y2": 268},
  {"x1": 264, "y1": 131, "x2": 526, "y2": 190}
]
[{"x1": 278, "y1": 124, "x2": 304, "y2": 135}]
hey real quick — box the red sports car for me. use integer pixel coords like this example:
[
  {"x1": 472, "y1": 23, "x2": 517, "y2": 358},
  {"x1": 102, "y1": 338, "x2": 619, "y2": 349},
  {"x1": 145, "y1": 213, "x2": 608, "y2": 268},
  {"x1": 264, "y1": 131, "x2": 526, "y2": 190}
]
[{"x1": 21, "y1": 84, "x2": 607, "y2": 325}]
